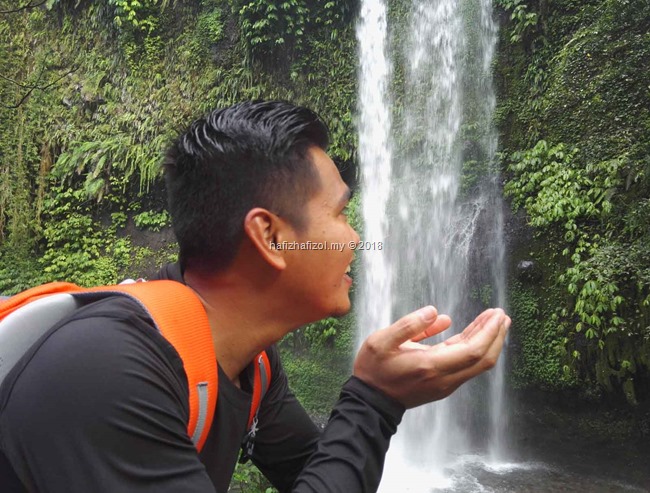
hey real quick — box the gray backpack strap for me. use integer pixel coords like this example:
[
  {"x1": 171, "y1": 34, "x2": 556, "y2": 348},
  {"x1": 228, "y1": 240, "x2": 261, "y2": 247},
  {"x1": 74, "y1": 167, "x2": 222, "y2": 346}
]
[{"x1": 0, "y1": 293, "x2": 82, "y2": 385}]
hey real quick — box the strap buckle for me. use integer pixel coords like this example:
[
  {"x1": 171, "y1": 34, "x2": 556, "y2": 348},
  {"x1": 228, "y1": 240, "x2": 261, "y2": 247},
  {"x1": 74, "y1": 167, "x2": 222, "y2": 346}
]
[{"x1": 239, "y1": 414, "x2": 259, "y2": 463}]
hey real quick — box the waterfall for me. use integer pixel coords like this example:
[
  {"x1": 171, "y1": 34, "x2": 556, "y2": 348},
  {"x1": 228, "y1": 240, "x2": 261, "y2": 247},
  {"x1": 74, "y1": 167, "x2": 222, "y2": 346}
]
[
  {"x1": 357, "y1": 0, "x2": 393, "y2": 337},
  {"x1": 356, "y1": 0, "x2": 508, "y2": 490}
]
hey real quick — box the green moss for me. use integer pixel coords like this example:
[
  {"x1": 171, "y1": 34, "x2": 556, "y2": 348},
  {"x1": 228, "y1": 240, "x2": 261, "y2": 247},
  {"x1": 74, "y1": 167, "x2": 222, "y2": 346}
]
[
  {"x1": 498, "y1": 0, "x2": 650, "y2": 402},
  {"x1": 509, "y1": 279, "x2": 578, "y2": 390}
]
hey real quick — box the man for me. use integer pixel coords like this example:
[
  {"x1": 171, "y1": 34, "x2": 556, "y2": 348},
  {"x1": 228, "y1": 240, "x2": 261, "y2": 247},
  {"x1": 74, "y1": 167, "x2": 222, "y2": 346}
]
[{"x1": 0, "y1": 101, "x2": 509, "y2": 492}]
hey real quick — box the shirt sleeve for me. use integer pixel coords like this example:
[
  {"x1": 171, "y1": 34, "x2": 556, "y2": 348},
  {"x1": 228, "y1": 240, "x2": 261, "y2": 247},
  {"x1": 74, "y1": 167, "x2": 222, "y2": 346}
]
[
  {"x1": 0, "y1": 299, "x2": 216, "y2": 493},
  {"x1": 291, "y1": 377, "x2": 405, "y2": 493},
  {"x1": 251, "y1": 348, "x2": 405, "y2": 493}
]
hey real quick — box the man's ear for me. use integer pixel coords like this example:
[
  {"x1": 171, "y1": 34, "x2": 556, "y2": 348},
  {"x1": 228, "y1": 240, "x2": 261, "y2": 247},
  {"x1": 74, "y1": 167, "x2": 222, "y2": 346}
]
[{"x1": 243, "y1": 208, "x2": 288, "y2": 270}]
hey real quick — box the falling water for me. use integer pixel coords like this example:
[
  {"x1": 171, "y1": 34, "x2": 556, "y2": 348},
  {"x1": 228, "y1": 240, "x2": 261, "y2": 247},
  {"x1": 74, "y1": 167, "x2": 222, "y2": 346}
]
[
  {"x1": 356, "y1": 0, "x2": 508, "y2": 490},
  {"x1": 357, "y1": 0, "x2": 393, "y2": 337}
]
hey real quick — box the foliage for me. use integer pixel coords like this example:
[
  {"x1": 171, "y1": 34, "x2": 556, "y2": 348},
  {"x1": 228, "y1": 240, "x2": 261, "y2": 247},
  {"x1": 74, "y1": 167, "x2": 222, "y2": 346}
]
[
  {"x1": 504, "y1": 140, "x2": 650, "y2": 403},
  {"x1": 0, "y1": 182, "x2": 152, "y2": 293},
  {"x1": 133, "y1": 209, "x2": 170, "y2": 231},
  {"x1": 494, "y1": 0, "x2": 540, "y2": 44},
  {"x1": 280, "y1": 346, "x2": 350, "y2": 414},
  {"x1": 233, "y1": 0, "x2": 356, "y2": 63},
  {"x1": 0, "y1": 250, "x2": 43, "y2": 295},
  {"x1": 110, "y1": 0, "x2": 161, "y2": 34},
  {"x1": 498, "y1": 0, "x2": 650, "y2": 406},
  {"x1": 236, "y1": 0, "x2": 308, "y2": 57},
  {"x1": 53, "y1": 134, "x2": 164, "y2": 201},
  {"x1": 231, "y1": 460, "x2": 277, "y2": 493},
  {"x1": 508, "y1": 279, "x2": 578, "y2": 390},
  {"x1": 504, "y1": 140, "x2": 622, "y2": 233}
]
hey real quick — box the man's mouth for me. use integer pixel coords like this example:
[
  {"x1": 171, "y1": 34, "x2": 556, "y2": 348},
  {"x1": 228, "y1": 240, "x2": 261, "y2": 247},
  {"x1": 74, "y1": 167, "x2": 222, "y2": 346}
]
[{"x1": 344, "y1": 264, "x2": 353, "y2": 285}]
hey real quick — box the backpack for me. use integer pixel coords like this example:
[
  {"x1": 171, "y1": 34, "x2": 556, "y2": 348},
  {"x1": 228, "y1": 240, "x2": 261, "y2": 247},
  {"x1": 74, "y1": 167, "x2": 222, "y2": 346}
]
[{"x1": 0, "y1": 280, "x2": 271, "y2": 454}]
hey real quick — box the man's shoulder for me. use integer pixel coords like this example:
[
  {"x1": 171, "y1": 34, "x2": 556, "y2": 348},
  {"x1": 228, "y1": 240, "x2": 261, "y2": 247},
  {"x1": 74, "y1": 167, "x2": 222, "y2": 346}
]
[
  {"x1": 0, "y1": 294, "x2": 187, "y2": 411},
  {"x1": 42, "y1": 294, "x2": 177, "y2": 367},
  {"x1": 0, "y1": 293, "x2": 211, "y2": 493}
]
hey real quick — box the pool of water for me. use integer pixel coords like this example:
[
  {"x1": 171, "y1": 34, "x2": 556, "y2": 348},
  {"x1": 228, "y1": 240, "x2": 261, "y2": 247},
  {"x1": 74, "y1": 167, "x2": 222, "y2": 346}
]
[
  {"x1": 379, "y1": 454, "x2": 649, "y2": 492},
  {"x1": 438, "y1": 457, "x2": 647, "y2": 492}
]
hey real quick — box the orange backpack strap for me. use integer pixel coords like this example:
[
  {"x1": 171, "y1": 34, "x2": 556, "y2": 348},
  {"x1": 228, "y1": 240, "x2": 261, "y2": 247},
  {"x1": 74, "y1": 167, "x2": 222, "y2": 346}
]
[
  {"x1": 0, "y1": 280, "x2": 217, "y2": 453},
  {"x1": 85, "y1": 281, "x2": 217, "y2": 452},
  {"x1": 248, "y1": 351, "x2": 272, "y2": 430}
]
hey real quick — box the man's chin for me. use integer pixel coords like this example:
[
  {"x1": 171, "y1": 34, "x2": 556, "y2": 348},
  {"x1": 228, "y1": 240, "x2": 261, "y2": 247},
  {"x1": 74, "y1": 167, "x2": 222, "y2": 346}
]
[
  {"x1": 301, "y1": 297, "x2": 352, "y2": 325},
  {"x1": 329, "y1": 300, "x2": 352, "y2": 319}
]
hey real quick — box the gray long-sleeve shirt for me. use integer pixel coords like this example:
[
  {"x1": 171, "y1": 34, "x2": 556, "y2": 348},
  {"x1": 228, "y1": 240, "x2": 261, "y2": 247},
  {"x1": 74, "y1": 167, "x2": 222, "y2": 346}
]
[{"x1": 0, "y1": 266, "x2": 404, "y2": 492}]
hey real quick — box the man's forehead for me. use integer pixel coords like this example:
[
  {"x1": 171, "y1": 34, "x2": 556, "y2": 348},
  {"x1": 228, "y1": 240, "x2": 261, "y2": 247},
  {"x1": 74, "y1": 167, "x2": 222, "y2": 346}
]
[
  {"x1": 311, "y1": 148, "x2": 345, "y2": 183},
  {"x1": 305, "y1": 147, "x2": 348, "y2": 207}
]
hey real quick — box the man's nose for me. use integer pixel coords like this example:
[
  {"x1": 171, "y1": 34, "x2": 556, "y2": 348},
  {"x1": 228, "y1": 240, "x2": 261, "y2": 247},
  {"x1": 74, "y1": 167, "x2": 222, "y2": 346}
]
[{"x1": 351, "y1": 227, "x2": 361, "y2": 245}]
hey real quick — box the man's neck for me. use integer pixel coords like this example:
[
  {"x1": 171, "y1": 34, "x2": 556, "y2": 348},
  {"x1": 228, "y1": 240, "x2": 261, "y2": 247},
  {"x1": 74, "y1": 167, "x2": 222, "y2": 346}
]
[{"x1": 183, "y1": 269, "x2": 292, "y2": 383}]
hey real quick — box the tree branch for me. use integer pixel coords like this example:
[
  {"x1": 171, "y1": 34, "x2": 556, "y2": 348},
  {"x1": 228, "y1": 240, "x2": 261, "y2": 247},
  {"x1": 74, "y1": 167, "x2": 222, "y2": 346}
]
[
  {"x1": 0, "y1": 0, "x2": 47, "y2": 15},
  {"x1": 1, "y1": 66, "x2": 78, "y2": 109}
]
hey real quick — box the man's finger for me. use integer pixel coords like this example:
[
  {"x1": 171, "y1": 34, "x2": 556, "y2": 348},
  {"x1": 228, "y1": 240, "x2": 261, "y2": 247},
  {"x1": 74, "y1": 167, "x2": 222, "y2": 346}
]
[
  {"x1": 411, "y1": 314, "x2": 452, "y2": 342},
  {"x1": 436, "y1": 315, "x2": 510, "y2": 387},
  {"x1": 427, "y1": 309, "x2": 506, "y2": 373},
  {"x1": 438, "y1": 309, "x2": 495, "y2": 346},
  {"x1": 379, "y1": 306, "x2": 439, "y2": 349},
  {"x1": 459, "y1": 308, "x2": 496, "y2": 339}
]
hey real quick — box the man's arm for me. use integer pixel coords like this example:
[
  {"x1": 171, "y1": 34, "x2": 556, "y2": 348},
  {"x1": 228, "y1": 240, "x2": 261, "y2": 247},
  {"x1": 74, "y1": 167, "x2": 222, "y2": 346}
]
[
  {"x1": 251, "y1": 348, "x2": 403, "y2": 493},
  {"x1": 289, "y1": 377, "x2": 403, "y2": 493},
  {"x1": 253, "y1": 307, "x2": 508, "y2": 493}
]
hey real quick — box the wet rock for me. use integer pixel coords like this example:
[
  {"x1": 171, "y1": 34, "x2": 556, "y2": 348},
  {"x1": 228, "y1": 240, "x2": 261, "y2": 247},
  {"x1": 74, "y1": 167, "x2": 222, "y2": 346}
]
[{"x1": 517, "y1": 259, "x2": 542, "y2": 283}]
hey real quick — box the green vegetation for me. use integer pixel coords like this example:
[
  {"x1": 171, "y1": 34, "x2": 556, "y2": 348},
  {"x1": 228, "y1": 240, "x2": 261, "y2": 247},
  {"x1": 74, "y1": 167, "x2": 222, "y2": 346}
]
[
  {"x1": 231, "y1": 460, "x2": 277, "y2": 493},
  {"x1": 497, "y1": 0, "x2": 650, "y2": 403},
  {"x1": 509, "y1": 280, "x2": 578, "y2": 391},
  {"x1": 1, "y1": 1, "x2": 649, "y2": 488},
  {"x1": 0, "y1": 0, "x2": 358, "y2": 291}
]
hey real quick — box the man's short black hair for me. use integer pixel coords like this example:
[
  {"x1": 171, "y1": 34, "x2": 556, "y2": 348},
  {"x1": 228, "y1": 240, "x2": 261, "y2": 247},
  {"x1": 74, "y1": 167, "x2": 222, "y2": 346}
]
[{"x1": 163, "y1": 100, "x2": 329, "y2": 274}]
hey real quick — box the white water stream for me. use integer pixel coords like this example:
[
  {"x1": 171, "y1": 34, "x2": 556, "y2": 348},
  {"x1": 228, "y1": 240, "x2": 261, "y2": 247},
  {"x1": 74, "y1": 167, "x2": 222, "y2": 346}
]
[
  {"x1": 356, "y1": 0, "x2": 508, "y2": 490},
  {"x1": 355, "y1": 2, "x2": 650, "y2": 492}
]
